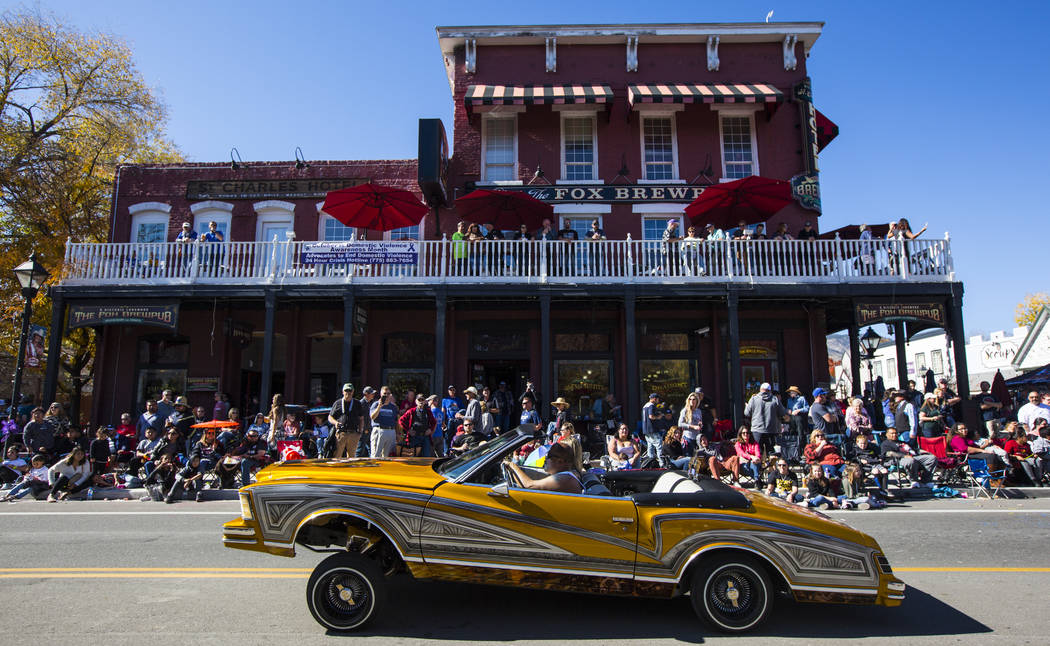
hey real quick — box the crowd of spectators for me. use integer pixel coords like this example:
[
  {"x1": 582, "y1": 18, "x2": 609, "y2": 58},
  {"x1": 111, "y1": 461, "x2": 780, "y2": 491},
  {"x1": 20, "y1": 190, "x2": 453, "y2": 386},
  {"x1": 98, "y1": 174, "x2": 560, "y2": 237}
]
[{"x1": 3, "y1": 372, "x2": 1049, "y2": 505}]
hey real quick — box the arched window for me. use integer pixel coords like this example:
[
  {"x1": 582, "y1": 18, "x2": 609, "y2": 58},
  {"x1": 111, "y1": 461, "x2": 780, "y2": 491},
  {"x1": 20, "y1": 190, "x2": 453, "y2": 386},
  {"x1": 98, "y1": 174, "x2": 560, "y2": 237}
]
[
  {"x1": 190, "y1": 200, "x2": 234, "y2": 241},
  {"x1": 128, "y1": 202, "x2": 171, "y2": 243},
  {"x1": 317, "y1": 202, "x2": 356, "y2": 241}
]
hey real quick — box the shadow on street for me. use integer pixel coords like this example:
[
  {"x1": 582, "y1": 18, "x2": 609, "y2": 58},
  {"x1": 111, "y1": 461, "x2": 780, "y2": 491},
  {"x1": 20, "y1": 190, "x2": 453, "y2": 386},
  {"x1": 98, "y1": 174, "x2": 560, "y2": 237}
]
[{"x1": 331, "y1": 579, "x2": 990, "y2": 641}]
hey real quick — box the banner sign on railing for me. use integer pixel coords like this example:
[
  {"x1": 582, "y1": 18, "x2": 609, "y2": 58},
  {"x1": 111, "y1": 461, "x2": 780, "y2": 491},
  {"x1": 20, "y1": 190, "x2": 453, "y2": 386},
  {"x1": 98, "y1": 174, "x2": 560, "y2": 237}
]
[
  {"x1": 68, "y1": 303, "x2": 179, "y2": 331},
  {"x1": 301, "y1": 241, "x2": 419, "y2": 265},
  {"x1": 855, "y1": 302, "x2": 946, "y2": 327}
]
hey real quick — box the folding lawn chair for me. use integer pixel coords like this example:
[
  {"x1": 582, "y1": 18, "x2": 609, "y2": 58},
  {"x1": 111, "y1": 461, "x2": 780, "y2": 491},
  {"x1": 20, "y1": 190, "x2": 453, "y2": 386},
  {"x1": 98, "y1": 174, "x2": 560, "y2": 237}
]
[
  {"x1": 967, "y1": 458, "x2": 1008, "y2": 499},
  {"x1": 919, "y1": 436, "x2": 968, "y2": 485}
]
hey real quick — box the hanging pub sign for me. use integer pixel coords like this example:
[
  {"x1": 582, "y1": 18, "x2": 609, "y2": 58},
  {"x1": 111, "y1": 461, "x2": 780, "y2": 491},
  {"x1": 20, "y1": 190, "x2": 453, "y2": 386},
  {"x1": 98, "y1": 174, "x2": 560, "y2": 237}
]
[
  {"x1": 792, "y1": 77, "x2": 822, "y2": 213},
  {"x1": 855, "y1": 302, "x2": 946, "y2": 327},
  {"x1": 68, "y1": 303, "x2": 179, "y2": 331},
  {"x1": 186, "y1": 178, "x2": 367, "y2": 200},
  {"x1": 300, "y1": 241, "x2": 419, "y2": 265},
  {"x1": 497, "y1": 184, "x2": 706, "y2": 204},
  {"x1": 791, "y1": 174, "x2": 821, "y2": 213}
]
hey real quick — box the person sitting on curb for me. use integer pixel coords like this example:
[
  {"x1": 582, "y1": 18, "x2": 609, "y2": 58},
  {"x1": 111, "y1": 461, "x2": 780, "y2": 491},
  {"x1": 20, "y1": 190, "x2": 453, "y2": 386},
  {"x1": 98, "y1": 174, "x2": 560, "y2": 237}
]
[
  {"x1": 1, "y1": 454, "x2": 49, "y2": 501},
  {"x1": 47, "y1": 446, "x2": 92, "y2": 502},
  {"x1": 765, "y1": 458, "x2": 802, "y2": 503},
  {"x1": 164, "y1": 454, "x2": 203, "y2": 503}
]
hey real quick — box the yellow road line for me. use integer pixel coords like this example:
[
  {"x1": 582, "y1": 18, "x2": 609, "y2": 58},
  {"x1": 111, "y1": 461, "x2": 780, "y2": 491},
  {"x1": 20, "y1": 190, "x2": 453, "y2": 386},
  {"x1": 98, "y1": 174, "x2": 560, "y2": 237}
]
[
  {"x1": 0, "y1": 567, "x2": 311, "y2": 573},
  {"x1": 896, "y1": 567, "x2": 1050, "y2": 573},
  {"x1": 0, "y1": 573, "x2": 308, "y2": 579}
]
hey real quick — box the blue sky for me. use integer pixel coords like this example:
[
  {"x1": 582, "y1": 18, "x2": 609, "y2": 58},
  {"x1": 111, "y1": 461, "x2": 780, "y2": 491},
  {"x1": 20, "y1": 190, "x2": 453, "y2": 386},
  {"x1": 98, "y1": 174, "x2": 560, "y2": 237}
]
[{"x1": 9, "y1": 0, "x2": 1048, "y2": 335}]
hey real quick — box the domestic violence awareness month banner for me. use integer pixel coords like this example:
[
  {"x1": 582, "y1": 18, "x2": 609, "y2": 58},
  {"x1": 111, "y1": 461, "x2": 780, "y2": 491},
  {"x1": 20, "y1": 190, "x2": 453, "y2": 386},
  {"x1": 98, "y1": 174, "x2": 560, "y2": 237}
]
[{"x1": 301, "y1": 241, "x2": 419, "y2": 265}]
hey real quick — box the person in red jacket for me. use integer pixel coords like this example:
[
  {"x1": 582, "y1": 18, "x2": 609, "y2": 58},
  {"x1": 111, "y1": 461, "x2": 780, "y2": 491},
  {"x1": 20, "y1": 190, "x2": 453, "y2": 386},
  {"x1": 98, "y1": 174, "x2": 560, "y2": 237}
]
[
  {"x1": 114, "y1": 413, "x2": 138, "y2": 454},
  {"x1": 804, "y1": 429, "x2": 846, "y2": 479},
  {"x1": 398, "y1": 395, "x2": 436, "y2": 457}
]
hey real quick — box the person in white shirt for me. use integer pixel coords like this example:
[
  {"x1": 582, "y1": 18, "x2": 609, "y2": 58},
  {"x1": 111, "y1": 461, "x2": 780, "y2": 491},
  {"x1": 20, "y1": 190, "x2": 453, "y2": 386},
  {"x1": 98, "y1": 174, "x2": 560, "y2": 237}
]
[{"x1": 1017, "y1": 391, "x2": 1050, "y2": 432}]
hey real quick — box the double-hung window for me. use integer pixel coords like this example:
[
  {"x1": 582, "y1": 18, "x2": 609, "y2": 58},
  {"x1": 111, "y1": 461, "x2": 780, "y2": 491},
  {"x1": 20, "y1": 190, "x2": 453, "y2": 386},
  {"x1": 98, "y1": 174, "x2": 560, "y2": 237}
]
[
  {"x1": 641, "y1": 115, "x2": 677, "y2": 181},
  {"x1": 561, "y1": 114, "x2": 596, "y2": 181},
  {"x1": 482, "y1": 116, "x2": 517, "y2": 182},
  {"x1": 719, "y1": 112, "x2": 758, "y2": 179}
]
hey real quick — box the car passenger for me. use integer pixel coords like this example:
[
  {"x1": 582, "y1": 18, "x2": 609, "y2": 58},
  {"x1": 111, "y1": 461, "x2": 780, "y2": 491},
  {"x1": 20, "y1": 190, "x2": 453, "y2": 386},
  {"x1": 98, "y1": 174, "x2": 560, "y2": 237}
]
[{"x1": 507, "y1": 441, "x2": 582, "y2": 494}]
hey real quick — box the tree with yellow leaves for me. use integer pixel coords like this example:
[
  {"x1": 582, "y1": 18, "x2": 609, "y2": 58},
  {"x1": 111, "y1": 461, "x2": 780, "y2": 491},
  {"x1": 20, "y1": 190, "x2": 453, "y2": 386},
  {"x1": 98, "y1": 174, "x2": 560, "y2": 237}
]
[
  {"x1": 1015, "y1": 293, "x2": 1050, "y2": 328},
  {"x1": 1, "y1": 9, "x2": 182, "y2": 421}
]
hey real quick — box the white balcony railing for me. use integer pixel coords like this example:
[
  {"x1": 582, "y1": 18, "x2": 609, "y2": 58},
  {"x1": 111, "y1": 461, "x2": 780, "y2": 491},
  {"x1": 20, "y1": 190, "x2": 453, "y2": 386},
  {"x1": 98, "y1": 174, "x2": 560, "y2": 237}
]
[{"x1": 60, "y1": 235, "x2": 954, "y2": 287}]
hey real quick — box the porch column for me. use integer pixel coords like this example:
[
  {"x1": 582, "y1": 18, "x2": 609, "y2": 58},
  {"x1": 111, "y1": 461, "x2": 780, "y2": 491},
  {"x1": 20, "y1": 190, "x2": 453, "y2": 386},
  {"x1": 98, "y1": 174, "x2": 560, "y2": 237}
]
[
  {"x1": 624, "y1": 291, "x2": 638, "y2": 427},
  {"x1": 948, "y1": 289, "x2": 974, "y2": 426},
  {"x1": 894, "y1": 322, "x2": 908, "y2": 390},
  {"x1": 727, "y1": 291, "x2": 743, "y2": 428},
  {"x1": 43, "y1": 291, "x2": 66, "y2": 404},
  {"x1": 848, "y1": 316, "x2": 862, "y2": 397},
  {"x1": 435, "y1": 292, "x2": 446, "y2": 394},
  {"x1": 540, "y1": 294, "x2": 551, "y2": 423},
  {"x1": 259, "y1": 290, "x2": 276, "y2": 412},
  {"x1": 341, "y1": 293, "x2": 355, "y2": 384}
]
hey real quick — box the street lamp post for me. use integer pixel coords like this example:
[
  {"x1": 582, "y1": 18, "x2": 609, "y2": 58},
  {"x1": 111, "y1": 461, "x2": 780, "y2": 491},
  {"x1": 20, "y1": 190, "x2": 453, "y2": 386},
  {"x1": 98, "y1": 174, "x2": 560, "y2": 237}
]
[
  {"x1": 9, "y1": 253, "x2": 50, "y2": 423},
  {"x1": 859, "y1": 326, "x2": 883, "y2": 399}
]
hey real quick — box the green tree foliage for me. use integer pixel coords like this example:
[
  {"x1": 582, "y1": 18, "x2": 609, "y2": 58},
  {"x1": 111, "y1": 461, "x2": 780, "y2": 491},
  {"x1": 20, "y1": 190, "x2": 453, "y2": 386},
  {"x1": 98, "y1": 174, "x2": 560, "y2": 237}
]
[{"x1": 0, "y1": 9, "x2": 182, "y2": 414}]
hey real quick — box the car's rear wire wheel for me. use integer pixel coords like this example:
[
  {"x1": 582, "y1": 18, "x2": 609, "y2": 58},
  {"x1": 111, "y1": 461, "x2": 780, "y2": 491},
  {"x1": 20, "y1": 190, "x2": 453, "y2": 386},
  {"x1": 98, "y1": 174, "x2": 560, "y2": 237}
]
[
  {"x1": 307, "y1": 552, "x2": 386, "y2": 632},
  {"x1": 690, "y1": 554, "x2": 772, "y2": 633}
]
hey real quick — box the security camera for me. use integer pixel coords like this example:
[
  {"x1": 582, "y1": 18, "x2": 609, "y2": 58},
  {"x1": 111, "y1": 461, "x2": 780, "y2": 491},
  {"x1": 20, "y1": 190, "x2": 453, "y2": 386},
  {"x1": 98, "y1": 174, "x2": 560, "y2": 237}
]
[{"x1": 694, "y1": 326, "x2": 711, "y2": 337}]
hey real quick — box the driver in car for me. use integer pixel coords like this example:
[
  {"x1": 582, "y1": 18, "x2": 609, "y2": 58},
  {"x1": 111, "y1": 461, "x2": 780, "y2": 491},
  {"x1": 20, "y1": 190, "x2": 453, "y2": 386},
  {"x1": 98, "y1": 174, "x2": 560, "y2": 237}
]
[{"x1": 507, "y1": 442, "x2": 583, "y2": 494}]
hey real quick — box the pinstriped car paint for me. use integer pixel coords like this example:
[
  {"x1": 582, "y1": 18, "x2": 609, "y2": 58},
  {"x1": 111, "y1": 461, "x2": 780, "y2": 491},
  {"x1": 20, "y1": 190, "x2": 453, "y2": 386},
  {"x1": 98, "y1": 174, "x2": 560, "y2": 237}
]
[{"x1": 224, "y1": 447, "x2": 903, "y2": 606}]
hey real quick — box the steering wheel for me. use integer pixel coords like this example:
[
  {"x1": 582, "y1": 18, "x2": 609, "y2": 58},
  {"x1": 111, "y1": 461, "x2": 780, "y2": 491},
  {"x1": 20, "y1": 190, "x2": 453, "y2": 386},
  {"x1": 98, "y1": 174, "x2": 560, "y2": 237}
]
[{"x1": 501, "y1": 461, "x2": 521, "y2": 487}]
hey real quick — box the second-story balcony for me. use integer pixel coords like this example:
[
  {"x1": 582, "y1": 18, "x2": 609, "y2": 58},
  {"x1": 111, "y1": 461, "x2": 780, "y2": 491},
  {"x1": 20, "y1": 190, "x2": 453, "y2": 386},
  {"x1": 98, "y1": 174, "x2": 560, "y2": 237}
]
[{"x1": 60, "y1": 236, "x2": 954, "y2": 287}]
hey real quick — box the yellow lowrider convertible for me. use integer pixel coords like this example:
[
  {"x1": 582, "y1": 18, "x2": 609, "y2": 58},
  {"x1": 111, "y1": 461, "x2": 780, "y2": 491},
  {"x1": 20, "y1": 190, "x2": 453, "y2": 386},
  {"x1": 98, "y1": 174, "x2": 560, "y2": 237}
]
[{"x1": 223, "y1": 427, "x2": 904, "y2": 633}]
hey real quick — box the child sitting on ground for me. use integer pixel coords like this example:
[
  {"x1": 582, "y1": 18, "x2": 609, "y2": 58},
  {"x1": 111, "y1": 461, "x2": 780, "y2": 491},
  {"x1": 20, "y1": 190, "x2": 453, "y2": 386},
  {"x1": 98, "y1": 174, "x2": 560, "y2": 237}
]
[{"x1": 1, "y1": 454, "x2": 49, "y2": 501}]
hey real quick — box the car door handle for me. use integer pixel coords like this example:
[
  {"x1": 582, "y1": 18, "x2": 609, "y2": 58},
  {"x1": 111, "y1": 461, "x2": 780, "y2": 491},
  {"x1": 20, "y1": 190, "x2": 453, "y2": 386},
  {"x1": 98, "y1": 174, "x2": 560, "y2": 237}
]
[{"x1": 611, "y1": 517, "x2": 634, "y2": 524}]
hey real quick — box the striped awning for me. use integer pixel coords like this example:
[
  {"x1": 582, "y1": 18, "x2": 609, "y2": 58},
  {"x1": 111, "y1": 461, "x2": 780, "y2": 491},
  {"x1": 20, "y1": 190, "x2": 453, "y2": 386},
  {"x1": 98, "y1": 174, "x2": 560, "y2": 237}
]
[
  {"x1": 465, "y1": 85, "x2": 614, "y2": 111},
  {"x1": 628, "y1": 83, "x2": 783, "y2": 107}
]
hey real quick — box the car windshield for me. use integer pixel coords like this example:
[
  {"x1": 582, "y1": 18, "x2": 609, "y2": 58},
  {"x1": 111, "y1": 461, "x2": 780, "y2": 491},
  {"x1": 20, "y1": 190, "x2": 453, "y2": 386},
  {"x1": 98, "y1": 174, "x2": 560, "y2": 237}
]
[{"x1": 435, "y1": 431, "x2": 525, "y2": 481}]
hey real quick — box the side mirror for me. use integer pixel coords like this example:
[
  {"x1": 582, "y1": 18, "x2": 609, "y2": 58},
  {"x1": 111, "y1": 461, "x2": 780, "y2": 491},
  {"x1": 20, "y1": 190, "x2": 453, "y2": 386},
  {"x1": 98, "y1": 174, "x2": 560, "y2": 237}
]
[{"x1": 488, "y1": 482, "x2": 510, "y2": 498}]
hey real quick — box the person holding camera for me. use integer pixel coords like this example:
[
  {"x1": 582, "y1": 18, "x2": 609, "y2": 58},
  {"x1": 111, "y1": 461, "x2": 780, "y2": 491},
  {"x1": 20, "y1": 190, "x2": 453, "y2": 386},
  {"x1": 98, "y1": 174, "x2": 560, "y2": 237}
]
[
  {"x1": 369, "y1": 387, "x2": 399, "y2": 458},
  {"x1": 399, "y1": 394, "x2": 436, "y2": 457},
  {"x1": 327, "y1": 383, "x2": 363, "y2": 458}
]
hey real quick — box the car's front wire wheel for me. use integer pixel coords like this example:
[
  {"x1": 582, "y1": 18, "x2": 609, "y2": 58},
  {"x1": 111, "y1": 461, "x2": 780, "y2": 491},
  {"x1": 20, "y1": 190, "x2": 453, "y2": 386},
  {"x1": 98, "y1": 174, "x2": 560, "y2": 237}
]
[
  {"x1": 690, "y1": 554, "x2": 772, "y2": 633},
  {"x1": 307, "y1": 552, "x2": 386, "y2": 632}
]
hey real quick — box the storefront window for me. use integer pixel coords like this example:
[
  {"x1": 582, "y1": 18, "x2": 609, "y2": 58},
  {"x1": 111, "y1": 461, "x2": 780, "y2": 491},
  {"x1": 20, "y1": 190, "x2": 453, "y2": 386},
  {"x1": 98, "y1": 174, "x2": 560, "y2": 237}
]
[
  {"x1": 554, "y1": 332, "x2": 610, "y2": 352},
  {"x1": 639, "y1": 359, "x2": 693, "y2": 412},
  {"x1": 640, "y1": 333, "x2": 689, "y2": 352},
  {"x1": 381, "y1": 369, "x2": 434, "y2": 401},
  {"x1": 554, "y1": 360, "x2": 611, "y2": 419},
  {"x1": 136, "y1": 369, "x2": 186, "y2": 407},
  {"x1": 472, "y1": 331, "x2": 528, "y2": 354},
  {"x1": 138, "y1": 337, "x2": 189, "y2": 364},
  {"x1": 383, "y1": 334, "x2": 434, "y2": 364}
]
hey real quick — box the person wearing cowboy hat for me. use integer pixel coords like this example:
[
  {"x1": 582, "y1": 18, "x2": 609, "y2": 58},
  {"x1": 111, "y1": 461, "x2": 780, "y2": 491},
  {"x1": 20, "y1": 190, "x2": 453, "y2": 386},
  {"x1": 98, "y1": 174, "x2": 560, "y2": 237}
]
[
  {"x1": 785, "y1": 386, "x2": 810, "y2": 438},
  {"x1": 462, "y1": 386, "x2": 483, "y2": 433},
  {"x1": 169, "y1": 396, "x2": 196, "y2": 448},
  {"x1": 547, "y1": 397, "x2": 572, "y2": 440}
]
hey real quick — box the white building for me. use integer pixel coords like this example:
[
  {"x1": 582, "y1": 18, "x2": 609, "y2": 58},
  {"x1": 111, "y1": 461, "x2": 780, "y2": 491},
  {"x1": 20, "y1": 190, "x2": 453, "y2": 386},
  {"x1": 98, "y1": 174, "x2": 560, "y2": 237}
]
[{"x1": 834, "y1": 321, "x2": 1045, "y2": 394}]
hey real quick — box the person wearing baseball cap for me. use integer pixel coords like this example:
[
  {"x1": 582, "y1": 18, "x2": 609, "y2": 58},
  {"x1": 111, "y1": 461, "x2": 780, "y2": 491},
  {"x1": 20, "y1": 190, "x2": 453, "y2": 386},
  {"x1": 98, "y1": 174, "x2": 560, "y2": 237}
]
[
  {"x1": 808, "y1": 388, "x2": 841, "y2": 438},
  {"x1": 441, "y1": 386, "x2": 464, "y2": 441},
  {"x1": 327, "y1": 383, "x2": 363, "y2": 458}
]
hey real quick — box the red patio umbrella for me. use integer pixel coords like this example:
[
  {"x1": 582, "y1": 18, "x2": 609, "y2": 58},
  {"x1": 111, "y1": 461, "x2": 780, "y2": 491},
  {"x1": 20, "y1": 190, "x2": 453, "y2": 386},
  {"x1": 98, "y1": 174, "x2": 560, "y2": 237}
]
[
  {"x1": 817, "y1": 224, "x2": 891, "y2": 240},
  {"x1": 683, "y1": 175, "x2": 792, "y2": 230},
  {"x1": 190, "y1": 420, "x2": 241, "y2": 429},
  {"x1": 321, "y1": 183, "x2": 429, "y2": 232},
  {"x1": 991, "y1": 369, "x2": 1012, "y2": 412},
  {"x1": 454, "y1": 189, "x2": 554, "y2": 230}
]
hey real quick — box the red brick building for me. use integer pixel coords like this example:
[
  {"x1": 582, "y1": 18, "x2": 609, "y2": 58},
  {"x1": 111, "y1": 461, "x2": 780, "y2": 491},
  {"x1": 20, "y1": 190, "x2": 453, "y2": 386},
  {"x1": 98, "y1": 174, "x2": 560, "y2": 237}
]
[{"x1": 47, "y1": 22, "x2": 967, "y2": 428}]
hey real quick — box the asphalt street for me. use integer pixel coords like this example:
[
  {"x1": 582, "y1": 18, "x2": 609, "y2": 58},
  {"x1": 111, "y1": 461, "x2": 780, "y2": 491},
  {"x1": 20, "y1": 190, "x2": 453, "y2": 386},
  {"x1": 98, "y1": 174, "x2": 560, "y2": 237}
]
[{"x1": 2, "y1": 498, "x2": 1049, "y2": 645}]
